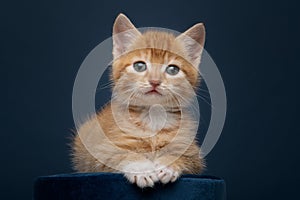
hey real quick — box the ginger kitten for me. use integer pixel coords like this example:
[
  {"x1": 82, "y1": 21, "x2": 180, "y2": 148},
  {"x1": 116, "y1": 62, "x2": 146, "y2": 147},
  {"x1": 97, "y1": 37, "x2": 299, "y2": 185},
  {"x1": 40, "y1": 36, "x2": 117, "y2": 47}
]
[{"x1": 71, "y1": 13, "x2": 206, "y2": 188}]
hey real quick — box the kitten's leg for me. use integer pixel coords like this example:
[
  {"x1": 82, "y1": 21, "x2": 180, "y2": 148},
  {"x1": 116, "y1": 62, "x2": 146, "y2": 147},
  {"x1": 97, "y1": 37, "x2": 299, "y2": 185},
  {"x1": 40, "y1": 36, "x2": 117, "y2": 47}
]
[
  {"x1": 154, "y1": 143, "x2": 204, "y2": 184},
  {"x1": 118, "y1": 154, "x2": 159, "y2": 188},
  {"x1": 156, "y1": 164, "x2": 180, "y2": 184},
  {"x1": 90, "y1": 147, "x2": 159, "y2": 188}
]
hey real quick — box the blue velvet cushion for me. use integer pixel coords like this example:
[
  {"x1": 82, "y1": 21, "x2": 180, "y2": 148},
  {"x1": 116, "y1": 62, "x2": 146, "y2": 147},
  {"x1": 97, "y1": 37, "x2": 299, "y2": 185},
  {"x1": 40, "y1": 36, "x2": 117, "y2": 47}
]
[{"x1": 34, "y1": 172, "x2": 226, "y2": 200}]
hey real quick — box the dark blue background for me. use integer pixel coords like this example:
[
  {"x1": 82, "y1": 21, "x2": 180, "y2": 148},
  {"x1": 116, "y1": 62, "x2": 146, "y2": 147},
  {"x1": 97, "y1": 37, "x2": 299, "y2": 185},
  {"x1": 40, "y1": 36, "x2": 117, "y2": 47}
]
[{"x1": 0, "y1": 0, "x2": 295, "y2": 199}]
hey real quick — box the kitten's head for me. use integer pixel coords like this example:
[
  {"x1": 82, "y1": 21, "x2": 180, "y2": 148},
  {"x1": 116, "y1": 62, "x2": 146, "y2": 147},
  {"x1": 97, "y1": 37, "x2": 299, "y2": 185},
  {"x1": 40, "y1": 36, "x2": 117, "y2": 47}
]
[{"x1": 111, "y1": 14, "x2": 205, "y2": 107}]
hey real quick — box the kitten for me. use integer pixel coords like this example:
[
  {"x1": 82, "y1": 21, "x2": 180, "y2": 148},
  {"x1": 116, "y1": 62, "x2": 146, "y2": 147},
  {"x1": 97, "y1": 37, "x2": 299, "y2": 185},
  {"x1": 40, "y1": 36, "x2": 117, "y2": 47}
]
[{"x1": 71, "y1": 13, "x2": 206, "y2": 188}]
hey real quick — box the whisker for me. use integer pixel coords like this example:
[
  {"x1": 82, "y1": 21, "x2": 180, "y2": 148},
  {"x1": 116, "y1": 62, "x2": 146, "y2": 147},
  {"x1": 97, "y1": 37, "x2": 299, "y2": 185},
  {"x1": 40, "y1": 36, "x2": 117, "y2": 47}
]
[
  {"x1": 96, "y1": 80, "x2": 114, "y2": 90},
  {"x1": 195, "y1": 93, "x2": 212, "y2": 108},
  {"x1": 172, "y1": 85, "x2": 212, "y2": 108}
]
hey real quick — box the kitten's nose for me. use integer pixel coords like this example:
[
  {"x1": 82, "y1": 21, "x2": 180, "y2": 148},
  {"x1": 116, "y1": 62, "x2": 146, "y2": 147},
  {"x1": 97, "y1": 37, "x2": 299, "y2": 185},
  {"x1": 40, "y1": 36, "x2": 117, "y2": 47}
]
[{"x1": 149, "y1": 80, "x2": 161, "y2": 88}]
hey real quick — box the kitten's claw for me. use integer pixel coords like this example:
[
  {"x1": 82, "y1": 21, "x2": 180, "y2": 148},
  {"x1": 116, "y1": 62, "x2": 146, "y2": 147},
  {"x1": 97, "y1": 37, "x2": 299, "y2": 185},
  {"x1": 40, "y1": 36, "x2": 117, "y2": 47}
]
[
  {"x1": 157, "y1": 167, "x2": 179, "y2": 184},
  {"x1": 125, "y1": 172, "x2": 158, "y2": 188}
]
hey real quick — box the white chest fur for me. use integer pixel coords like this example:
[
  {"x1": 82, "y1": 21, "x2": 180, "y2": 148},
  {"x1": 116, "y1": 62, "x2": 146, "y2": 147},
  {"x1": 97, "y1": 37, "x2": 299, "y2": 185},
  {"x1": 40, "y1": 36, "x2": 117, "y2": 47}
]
[{"x1": 139, "y1": 105, "x2": 179, "y2": 132}]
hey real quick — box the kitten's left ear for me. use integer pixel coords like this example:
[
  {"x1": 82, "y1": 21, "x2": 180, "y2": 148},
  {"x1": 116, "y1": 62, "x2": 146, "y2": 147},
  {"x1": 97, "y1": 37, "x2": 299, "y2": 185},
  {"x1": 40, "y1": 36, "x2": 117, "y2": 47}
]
[
  {"x1": 176, "y1": 23, "x2": 206, "y2": 67},
  {"x1": 113, "y1": 13, "x2": 141, "y2": 59}
]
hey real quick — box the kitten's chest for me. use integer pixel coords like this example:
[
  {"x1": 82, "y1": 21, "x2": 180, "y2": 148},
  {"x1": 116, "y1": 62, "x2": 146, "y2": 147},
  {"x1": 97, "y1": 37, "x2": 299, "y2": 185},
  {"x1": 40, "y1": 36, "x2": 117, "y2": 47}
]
[
  {"x1": 127, "y1": 115, "x2": 179, "y2": 152},
  {"x1": 131, "y1": 107, "x2": 180, "y2": 133},
  {"x1": 111, "y1": 106, "x2": 183, "y2": 152},
  {"x1": 121, "y1": 130, "x2": 176, "y2": 153}
]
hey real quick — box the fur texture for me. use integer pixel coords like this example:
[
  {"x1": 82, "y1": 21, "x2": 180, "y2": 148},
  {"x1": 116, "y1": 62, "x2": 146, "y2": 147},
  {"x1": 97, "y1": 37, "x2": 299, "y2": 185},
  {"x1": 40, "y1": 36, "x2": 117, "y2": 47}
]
[{"x1": 71, "y1": 13, "x2": 206, "y2": 188}]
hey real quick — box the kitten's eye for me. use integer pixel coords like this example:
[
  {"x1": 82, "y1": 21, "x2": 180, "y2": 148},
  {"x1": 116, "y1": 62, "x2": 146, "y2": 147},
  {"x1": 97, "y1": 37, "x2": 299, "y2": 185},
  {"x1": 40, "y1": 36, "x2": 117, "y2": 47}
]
[
  {"x1": 133, "y1": 61, "x2": 147, "y2": 72},
  {"x1": 166, "y1": 65, "x2": 180, "y2": 75}
]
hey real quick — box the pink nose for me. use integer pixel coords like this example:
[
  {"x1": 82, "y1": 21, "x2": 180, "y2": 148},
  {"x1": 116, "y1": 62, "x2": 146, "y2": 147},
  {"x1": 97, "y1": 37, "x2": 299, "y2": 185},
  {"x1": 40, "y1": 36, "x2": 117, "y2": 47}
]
[{"x1": 149, "y1": 80, "x2": 161, "y2": 88}]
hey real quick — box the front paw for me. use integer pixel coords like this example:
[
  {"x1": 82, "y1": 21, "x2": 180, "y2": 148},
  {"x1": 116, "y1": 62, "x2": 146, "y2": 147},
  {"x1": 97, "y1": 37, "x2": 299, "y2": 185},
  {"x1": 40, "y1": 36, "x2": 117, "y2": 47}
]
[
  {"x1": 156, "y1": 165, "x2": 180, "y2": 184},
  {"x1": 125, "y1": 172, "x2": 159, "y2": 188},
  {"x1": 121, "y1": 160, "x2": 159, "y2": 188}
]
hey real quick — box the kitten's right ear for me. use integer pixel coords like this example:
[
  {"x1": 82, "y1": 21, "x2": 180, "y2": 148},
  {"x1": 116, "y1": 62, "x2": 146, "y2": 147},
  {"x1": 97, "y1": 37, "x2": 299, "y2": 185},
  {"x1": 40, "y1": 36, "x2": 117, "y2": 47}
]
[
  {"x1": 113, "y1": 13, "x2": 141, "y2": 59},
  {"x1": 176, "y1": 23, "x2": 206, "y2": 68}
]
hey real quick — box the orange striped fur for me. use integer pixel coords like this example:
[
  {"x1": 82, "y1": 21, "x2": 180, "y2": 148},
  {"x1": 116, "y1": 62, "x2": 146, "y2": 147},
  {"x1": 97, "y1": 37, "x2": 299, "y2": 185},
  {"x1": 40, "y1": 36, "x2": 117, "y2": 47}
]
[{"x1": 71, "y1": 13, "x2": 206, "y2": 188}]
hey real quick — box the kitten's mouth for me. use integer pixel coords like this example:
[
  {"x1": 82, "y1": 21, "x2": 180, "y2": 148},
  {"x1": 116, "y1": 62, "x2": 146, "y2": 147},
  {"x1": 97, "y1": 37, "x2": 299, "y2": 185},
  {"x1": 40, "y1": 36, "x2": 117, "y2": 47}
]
[{"x1": 145, "y1": 89, "x2": 162, "y2": 95}]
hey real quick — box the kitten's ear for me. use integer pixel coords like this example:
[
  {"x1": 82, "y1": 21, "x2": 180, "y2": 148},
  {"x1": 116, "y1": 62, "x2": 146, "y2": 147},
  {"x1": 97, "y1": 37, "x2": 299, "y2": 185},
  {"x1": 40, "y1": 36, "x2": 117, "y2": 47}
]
[
  {"x1": 113, "y1": 13, "x2": 141, "y2": 59},
  {"x1": 176, "y1": 23, "x2": 206, "y2": 67}
]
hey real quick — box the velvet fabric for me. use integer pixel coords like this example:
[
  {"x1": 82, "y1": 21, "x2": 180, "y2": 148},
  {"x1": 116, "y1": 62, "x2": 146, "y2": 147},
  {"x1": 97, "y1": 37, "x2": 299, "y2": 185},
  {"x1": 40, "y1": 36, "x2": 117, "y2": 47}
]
[{"x1": 34, "y1": 172, "x2": 226, "y2": 200}]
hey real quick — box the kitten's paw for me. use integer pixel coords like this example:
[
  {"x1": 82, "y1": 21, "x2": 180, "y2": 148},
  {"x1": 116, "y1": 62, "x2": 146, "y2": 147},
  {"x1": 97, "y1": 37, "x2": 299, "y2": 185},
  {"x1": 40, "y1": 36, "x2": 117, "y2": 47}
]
[
  {"x1": 157, "y1": 166, "x2": 180, "y2": 184},
  {"x1": 121, "y1": 160, "x2": 158, "y2": 188},
  {"x1": 125, "y1": 172, "x2": 158, "y2": 188}
]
